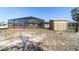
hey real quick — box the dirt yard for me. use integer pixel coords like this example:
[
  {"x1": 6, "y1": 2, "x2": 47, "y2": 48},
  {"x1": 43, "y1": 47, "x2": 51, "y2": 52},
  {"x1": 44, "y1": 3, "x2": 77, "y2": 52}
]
[{"x1": 0, "y1": 28, "x2": 79, "y2": 51}]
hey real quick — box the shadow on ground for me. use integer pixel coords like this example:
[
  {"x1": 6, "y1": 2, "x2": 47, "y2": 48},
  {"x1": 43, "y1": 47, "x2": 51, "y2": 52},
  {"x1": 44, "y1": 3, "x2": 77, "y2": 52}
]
[{"x1": 1, "y1": 41, "x2": 44, "y2": 51}]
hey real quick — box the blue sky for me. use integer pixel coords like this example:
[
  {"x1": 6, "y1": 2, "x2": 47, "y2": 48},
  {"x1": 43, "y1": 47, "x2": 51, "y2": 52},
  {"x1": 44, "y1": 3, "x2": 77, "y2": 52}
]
[{"x1": 0, "y1": 7, "x2": 73, "y2": 22}]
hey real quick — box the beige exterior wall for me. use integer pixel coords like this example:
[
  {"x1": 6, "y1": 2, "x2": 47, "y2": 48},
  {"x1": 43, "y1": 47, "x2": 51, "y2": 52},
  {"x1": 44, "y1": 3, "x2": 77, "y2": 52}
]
[
  {"x1": 0, "y1": 25, "x2": 8, "y2": 29},
  {"x1": 50, "y1": 20, "x2": 68, "y2": 31},
  {"x1": 44, "y1": 24, "x2": 49, "y2": 28},
  {"x1": 54, "y1": 21, "x2": 68, "y2": 31}
]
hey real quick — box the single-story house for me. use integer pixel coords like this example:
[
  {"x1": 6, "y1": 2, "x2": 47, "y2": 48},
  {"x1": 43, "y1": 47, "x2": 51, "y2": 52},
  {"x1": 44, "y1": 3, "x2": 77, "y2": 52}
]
[{"x1": 8, "y1": 16, "x2": 44, "y2": 28}]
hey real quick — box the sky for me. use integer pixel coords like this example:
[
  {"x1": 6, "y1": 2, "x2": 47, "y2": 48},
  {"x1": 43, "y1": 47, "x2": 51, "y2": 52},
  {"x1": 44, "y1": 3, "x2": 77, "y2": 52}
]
[{"x1": 0, "y1": 7, "x2": 73, "y2": 23}]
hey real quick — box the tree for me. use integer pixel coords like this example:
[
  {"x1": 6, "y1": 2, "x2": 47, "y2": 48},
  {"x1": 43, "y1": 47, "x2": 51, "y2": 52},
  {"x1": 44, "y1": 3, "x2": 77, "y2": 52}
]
[{"x1": 71, "y1": 7, "x2": 79, "y2": 32}]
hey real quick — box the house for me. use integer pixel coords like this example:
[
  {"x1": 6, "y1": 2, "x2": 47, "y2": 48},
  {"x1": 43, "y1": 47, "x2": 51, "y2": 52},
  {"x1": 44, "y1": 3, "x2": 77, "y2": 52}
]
[
  {"x1": 44, "y1": 22, "x2": 49, "y2": 28},
  {"x1": 8, "y1": 16, "x2": 44, "y2": 28},
  {"x1": 68, "y1": 21, "x2": 79, "y2": 32},
  {"x1": 0, "y1": 22, "x2": 8, "y2": 29}
]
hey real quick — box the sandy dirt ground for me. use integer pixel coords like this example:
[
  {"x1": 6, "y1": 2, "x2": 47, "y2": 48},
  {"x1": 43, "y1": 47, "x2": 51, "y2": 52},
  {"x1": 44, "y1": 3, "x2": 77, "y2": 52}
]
[{"x1": 0, "y1": 28, "x2": 79, "y2": 51}]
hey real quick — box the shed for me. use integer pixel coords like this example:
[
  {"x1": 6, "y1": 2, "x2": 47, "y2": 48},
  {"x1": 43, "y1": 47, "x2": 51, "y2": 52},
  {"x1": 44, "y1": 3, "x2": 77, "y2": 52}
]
[{"x1": 50, "y1": 20, "x2": 68, "y2": 31}]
